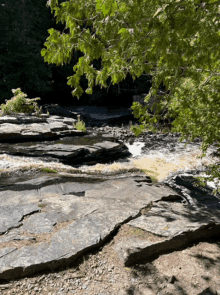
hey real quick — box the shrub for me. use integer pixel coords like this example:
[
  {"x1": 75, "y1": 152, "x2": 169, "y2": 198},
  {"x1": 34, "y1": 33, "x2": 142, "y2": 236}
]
[
  {"x1": 0, "y1": 88, "x2": 42, "y2": 115},
  {"x1": 129, "y1": 123, "x2": 145, "y2": 137},
  {"x1": 73, "y1": 115, "x2": 86, "y2": 132}
]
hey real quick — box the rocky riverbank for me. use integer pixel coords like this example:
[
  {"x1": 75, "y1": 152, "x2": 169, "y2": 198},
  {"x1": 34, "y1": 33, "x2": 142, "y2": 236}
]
[{"x1": 0, "y1": 105, "x2": 220, "y2": 295}]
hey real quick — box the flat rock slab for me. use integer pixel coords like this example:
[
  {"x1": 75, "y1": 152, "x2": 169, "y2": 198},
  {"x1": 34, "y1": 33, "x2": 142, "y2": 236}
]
[
  {"x1": 0, "y1": 106, "x2": 136, "y2": 142},
  {"x1": 0, "y1": 174, "x2": 183, "y2": 280},
  {"x1": 0, "y1": 174, "x2": 219, "y2": 281},
  {"x1": 0, "y1": 115, "x2": 81, "y2": 142},
  {"x1": 115, "y1": 201, "x2": 220, "y2": 266},
  {"x1": 0, "y1": 140, "x2": 130, "y2": 166},
  {"x1": 0, "y1": 112, "x2": 131, "y2": 165}
]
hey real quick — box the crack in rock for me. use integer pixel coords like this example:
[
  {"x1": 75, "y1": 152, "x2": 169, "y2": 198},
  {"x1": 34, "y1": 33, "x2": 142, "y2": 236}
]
[{"x1": 0, "y1": 173, "x2": 219, "y2": 282}]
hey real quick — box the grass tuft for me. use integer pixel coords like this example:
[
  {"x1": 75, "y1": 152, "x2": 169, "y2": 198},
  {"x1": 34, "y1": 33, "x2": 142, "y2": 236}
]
[
  {"x1": 41, "y1": 168, "x2": 58, "y2": 173},
  {"x1": 73, "y1": 116, "x2": 86, "y2": 132}
]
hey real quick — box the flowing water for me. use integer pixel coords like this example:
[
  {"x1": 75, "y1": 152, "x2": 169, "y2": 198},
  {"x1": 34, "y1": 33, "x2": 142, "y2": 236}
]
[
  {"x1": 0, "y1": 127, "x2": 219, "y2": 209},
  {"x1": 0, "y1": 129, "x2": 218, "y2": 185}
]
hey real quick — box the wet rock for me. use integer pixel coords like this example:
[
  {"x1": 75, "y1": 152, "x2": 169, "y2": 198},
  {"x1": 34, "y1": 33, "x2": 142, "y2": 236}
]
[
  {"x1": 0, "y1": 139, "x2": 131, "y2": 166},
  {"x1": 63, "y1": 105, "x2": 138, "y2": 127},
  {"x1": 163, "y1": 172, "x2": 220, "y2": 210}
]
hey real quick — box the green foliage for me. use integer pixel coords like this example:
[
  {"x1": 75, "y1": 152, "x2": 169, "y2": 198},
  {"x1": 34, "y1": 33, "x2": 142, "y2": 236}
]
[
  {"x1": 194, "y1": 176, "x2": 207, "y2": 188},
  {"x1": 41, "y1": 168, "x2": 58, "y2": 173},
  {"x1": 194, "y1": 165, "x2": 220, "y2": 195},
  {"x1": 0, "y1": 88, "x2": 42, "y2": 115},
  {"x1": 38, "y1": 203, "x2": 47, "y2": 208},
  {"x1": 73, "y1": 116, "x2": 86, "y2": 132},
  {"x1": 129, "y1": 123, "x2": 145, "y2": 137},
  {"x1": 42, "y1": 0, "x2": 220, "y2": 192}
]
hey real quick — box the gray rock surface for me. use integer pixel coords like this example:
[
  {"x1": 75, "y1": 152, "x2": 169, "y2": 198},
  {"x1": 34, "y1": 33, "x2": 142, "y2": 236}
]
[
  {"x1": 128, "y1": 201, "x2": 220, "y2": 237},
  {"x1": 0, "y1": 173, "x2": 183, "y2": 280},
  {"x1": 0, "y1": 114, "x2": 81, "y2": 142},
  {"x1": 115, "y1": 200, "x2": 220, "y2": 267},
  {"x1": 21, "y1": 213, "x2": 57, "y2": 234},
  {"x1": 0, "y1": 139, "x2": 130, "y2": 166},
  {"x1": 48, "y1": 105, "x2": 136, "y2": 126},
  {"x1": 0, "y1": 173, "x2": 219, "y2": 281},
  {"x1": 0, "y1": 110, "x2": 132, "y2": 165},
  {"x1": 0, "y1": 203, "x2": 40, "y2": 235}
]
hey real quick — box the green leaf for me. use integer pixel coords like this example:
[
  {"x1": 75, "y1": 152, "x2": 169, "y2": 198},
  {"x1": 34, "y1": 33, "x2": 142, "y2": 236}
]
[{"x1": 118, "y1": 28, "x2": 127, "y2": 35}]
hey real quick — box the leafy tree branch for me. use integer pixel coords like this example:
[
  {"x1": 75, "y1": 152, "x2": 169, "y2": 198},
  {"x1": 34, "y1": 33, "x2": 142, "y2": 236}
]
[{"x1": 42, "y1": 0, "x2": 220, "y2": 193}]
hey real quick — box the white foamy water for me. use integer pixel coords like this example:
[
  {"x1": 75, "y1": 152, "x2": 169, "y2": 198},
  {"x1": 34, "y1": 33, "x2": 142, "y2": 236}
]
[
  {"x1": 0, "y1": 137, "x2": 219, "y2": 190},
  {"x1": 125, "y1": 142, "x2": 145, "y2": 157},
  {"x1": 0, "y1": 154, "x2": 74, "y2": 171}
]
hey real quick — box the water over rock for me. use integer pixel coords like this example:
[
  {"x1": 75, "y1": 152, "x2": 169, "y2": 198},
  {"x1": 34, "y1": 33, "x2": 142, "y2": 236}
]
[{"x1": 0, "y1": 137, "x2": 130, "y2": 167}]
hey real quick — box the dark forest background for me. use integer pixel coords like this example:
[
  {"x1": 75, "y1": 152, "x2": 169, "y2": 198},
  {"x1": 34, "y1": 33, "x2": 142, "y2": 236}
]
[{"x1": 0, "y1": 0, "x2": 151, "y2": 107}]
